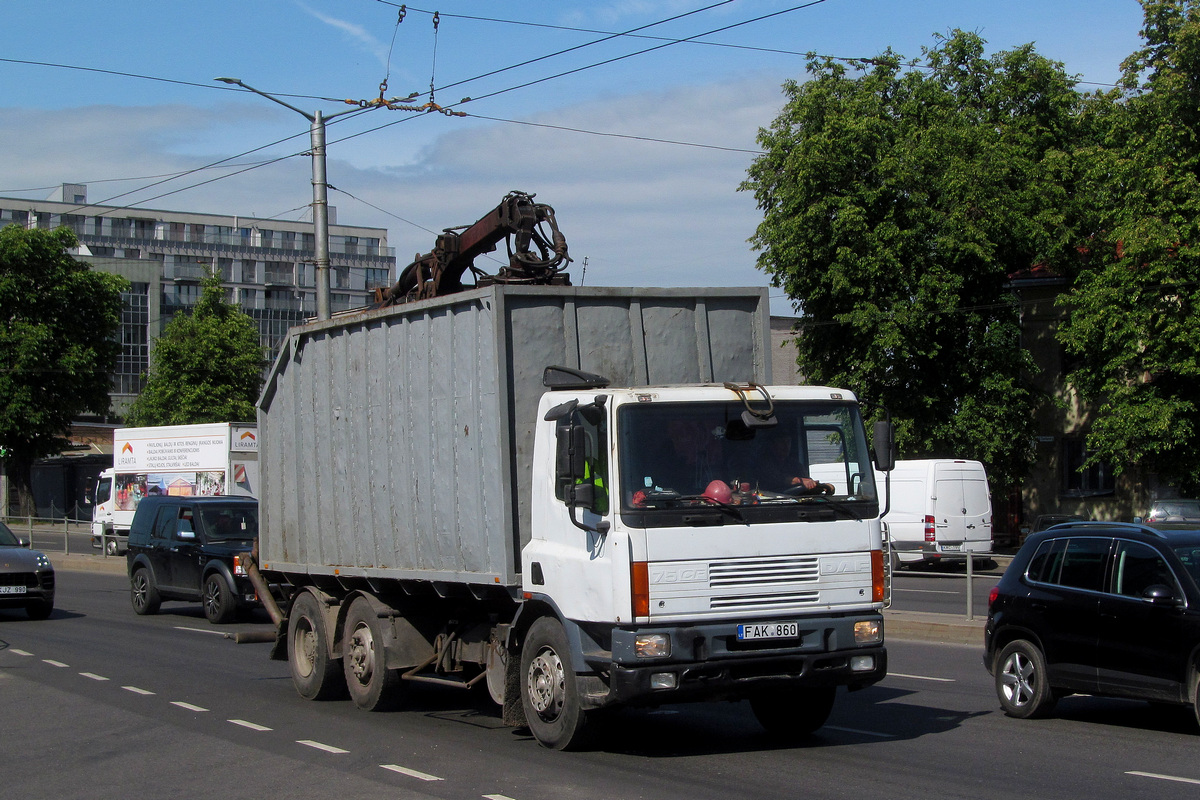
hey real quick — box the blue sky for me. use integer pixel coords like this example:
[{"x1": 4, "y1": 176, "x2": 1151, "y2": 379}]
[{"x1": 0, "y1": 1, "x2": 1148, "y2": 314}]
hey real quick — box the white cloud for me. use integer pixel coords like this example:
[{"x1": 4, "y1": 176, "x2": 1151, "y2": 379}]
[{"x1": 0, "y1": 73, "x2": 795, "y2": 312}]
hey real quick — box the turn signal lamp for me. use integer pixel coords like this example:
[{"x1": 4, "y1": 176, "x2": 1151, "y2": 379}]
[
  {"x1": 631, "y1": 561, "x2": 649, "y2": 618},
  {"x1": 871, "y1": 549, "x2": 885, "y2": 603}
]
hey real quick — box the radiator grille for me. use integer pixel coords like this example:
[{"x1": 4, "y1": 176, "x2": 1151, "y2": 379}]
[
  {"x1": 710, "y1": 591, "x2": 821, "y2": 611},
  {"x1": 708, "y1": 556, "x2": 820, "y2": 587}
]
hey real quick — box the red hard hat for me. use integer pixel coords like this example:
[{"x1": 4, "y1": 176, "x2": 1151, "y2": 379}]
[{"x1": 703, "y1": 480, "x2": 733, "y2": 504}]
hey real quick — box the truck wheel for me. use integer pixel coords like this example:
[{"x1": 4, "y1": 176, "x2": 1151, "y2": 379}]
[
  {"x1": 288, "y1": 591, "x2": 344, "y2": 700},
  {"x1": 343, "y1": 597, "x2": 401, "y2": 711},
  {"x1": 995, "y1": 639, "x2": 1056, "y2": 719},
  {"x1": 202, "y1": 573, "x2": 236, "y2": 624},
  {"x1": 520, "y1": 617, "x2": 591, "y2": 750},
  {"x1": 750, "y1": 686, "x2": 836, "y2": 737},
  {"x1": 130, "y1": 568, "x2": 161, "y2": 615}
]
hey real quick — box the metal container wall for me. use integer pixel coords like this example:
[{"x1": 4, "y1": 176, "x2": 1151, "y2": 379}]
[{"x1": 257, "y1": 285, "x2": 770, "y2": 587}]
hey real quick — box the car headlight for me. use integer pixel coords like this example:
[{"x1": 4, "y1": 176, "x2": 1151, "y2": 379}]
[{"x1": 35, "y1": 553, "x2": 52, "y2": 571}]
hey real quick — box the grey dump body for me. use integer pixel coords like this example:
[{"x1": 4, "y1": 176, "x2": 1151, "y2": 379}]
[{"x1": 257, "y1": 284, "x2": 770, "y2": 588}]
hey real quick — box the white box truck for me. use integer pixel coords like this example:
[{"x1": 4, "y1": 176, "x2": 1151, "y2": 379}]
[
  {"x1": 91, "y1": 422, "x2": 258, "y2": 554},
  {"x1": 252, "y1": 285, "x2": 895, "y2": 750},
  {"x1": 880, "y1": 459, "x2": 992, "y2": 567}
]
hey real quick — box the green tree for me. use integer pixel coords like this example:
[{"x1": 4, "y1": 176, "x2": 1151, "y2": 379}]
[
  {"x1": 1058, "y1": 0, "x2": 1200, "y2": 493},
  {"x1": 0, "y1": 224, "x2": 127, "y2": 515},
  {"x1": 742, "y1": 31, "x2": 1093, "y2": 486},
  {"x1": 127, "y1": 273, "x2": 264, "y2": 426}
]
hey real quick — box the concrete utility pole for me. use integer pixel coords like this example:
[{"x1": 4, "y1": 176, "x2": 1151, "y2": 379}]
[{"x1": 216, "y1": 78, "x2": 361, "y2": 321}]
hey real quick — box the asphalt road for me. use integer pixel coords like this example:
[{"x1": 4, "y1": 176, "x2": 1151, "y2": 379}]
[{"x1": 2, "y1": 568, "x2": 1199, "y2": 800}]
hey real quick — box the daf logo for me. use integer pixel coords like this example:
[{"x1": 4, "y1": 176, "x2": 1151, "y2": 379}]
[
  {"x1": 651, "y1": 567, "x2": 707, "y2": 584},
  {"x1": 820, "y1": 557, "x2": 870, "y2": 575}
]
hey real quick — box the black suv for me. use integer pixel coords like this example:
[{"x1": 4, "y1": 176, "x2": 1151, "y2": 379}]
[
  {"x1": 985, "y1": 522, "x2": 1200, "y2": 727},
  {"x1": 126, "y1": 496, "x2": 259, "y2": 624}
]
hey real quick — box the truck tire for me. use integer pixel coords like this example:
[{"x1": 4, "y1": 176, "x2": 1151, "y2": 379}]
[
  {"x1": 750, "y1": 686, "x2": 836, "y2": 738},
  {"x1": 203, "y1": 573, "x2": 236, "y2": 624},
  {"x1": 343, "y1": 596, "x2": 402, "y2": 711},
  {"x1": 130, "y1": 567, "x2": 161, "y2": 615},
  {"x1": 520, "y1": 617, "x2": 591, "y2": 750},
  {"x1": 288, "y1": 591, "x2": 344, "y2": 700}
]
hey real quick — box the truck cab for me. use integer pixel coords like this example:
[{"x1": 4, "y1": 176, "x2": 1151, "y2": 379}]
[{"x1": 521, "y1": 377, "x2": 889, "y2": 746}]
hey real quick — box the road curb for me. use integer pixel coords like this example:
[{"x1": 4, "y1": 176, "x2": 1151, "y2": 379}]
[
  {"x1": 50, "y1": 553, "x2": 126, "y2": 575},
  {"x1": 885, "y1": 609, "x2": 985, "y2": 646}
]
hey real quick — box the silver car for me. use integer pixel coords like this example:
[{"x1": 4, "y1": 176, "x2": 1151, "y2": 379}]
[
  {"x1": 1145, "y1": 498, "x2": 1200, "y2": 524},
  {"x1": 0, "y1": 520, "x2": 55, "y2": 619}
]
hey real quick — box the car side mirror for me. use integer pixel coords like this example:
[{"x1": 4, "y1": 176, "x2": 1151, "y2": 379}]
[
  {"x1": 18, "y1": 537, "x2": 30, "y2": 549},
  {"x1": 1142, "y1": 584, "x2": 1180, "y2": 606},
  {"x1": 178, "y1": 529, "x2": 197, "y2": 541}
]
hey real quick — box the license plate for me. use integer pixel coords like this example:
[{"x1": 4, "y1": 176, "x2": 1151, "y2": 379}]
[
  {"x1": 940, "y1": 544, "x2": 962, "y2": 552},
  {"x1": 737, "y1": 621, "x2": 798, "y2": 641},
  {"x1": 0, "y1": 585, "x2": 27, "y2": 595}
]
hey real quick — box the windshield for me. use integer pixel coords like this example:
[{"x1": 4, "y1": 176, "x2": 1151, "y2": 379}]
[
  {"x1": 199, "y1": 505, "x2": 259, "y2": 540},
  {"x1": 618, "y1": 400, "x2": 879, "y2": 525}
]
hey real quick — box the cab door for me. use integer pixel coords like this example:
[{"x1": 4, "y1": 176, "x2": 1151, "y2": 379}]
[{"x1": 169, "y1": 505, "x2": 204, "y2": 597}]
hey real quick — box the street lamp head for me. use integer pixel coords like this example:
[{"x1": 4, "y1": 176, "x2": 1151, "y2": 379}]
[{"x1": 215, "y1": 77, "x2": 243, "y2": 86}]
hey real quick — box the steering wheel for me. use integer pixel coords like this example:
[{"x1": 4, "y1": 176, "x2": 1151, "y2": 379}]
[{"x1": 781, "y1": 481, "x2": 835, "y2": 497}]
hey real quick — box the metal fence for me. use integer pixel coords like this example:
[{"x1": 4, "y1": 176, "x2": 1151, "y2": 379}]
[{"x1": 1, "y1": 511, "x2": 114, "y2": 557}]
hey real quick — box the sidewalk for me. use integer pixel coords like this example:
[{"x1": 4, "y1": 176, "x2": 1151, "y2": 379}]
[{"x1": 50, "y1": 552, "x2": 993, "y2": 646}]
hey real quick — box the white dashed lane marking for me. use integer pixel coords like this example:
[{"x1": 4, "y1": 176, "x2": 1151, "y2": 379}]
[
  {"x1": 888, "y1": 672, "x2": 955, "y2": 682},
  {"x1": 380, "y1": 765, "x2": 443, "y2": 781},
  {"x1": 170, "y1": 701, "x2": 209, "y2": 712},
  {"x1": 229, "y1": 719, "x2": 273, "y2": 732},
  {"x1": 80, "y1": 672, "x2": 110, "y2": 681},
  {"x1": 9, "y1": 649, "x2": 33, "y2": 656},
  {"x1": 43, "y1": 659, "x2": 68, "y2": 668},
  {"x1": 123, "y1": 686, "x2": 155, "y2": 695},
  {"x1": 298, "y1": 740, "x2": 349, "y2": 754},
  {"x1": 1127, "y1": 771, "x2": 1200, "y2": 786}
]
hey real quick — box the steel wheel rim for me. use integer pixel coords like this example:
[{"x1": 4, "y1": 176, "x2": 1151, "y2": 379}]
[
  {"x1": 1000, "y1": 651, "x2": 1035, "y2": 707},
  {"x1": 347, "y1": 622, "x2": 375, "y2": 686},
  {"x1": 294, "y1": 616, "x2": 317, "y2": 678},
  {"x1": 527, "y1": 647, "x2": 565, "y2": 720}
]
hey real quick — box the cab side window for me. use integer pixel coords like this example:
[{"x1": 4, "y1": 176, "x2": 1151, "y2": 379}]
[{"x1": 1111, "y1": 540, "x2": 1178, "y2": 598}]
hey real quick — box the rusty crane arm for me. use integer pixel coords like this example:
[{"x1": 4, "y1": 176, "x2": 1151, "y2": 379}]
[{"x1": 376, "y1": 191, "x2": 571, "y2": 306}]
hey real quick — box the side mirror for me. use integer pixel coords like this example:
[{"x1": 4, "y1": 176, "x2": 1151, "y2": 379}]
[
  {"x1": 555, "y1": 424, "x2": 587, "y2": 485},
  {"x1": 872, "y1": 420, "x2": 895, "y2": 471},
  {"x1": 1142, "y1": 584, "x2": 1180, "y2": 606}
]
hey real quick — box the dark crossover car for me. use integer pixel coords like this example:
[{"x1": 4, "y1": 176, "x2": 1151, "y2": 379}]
[
  {"x1": 126, "y1": 496, "x2": 260, "y2": 624},
  {"x1": 0, "y1": 520, "x2": 55, "y2": 619},
  {"x1": 985, "y1": 522, "x2": 1200, "y2": 727}
]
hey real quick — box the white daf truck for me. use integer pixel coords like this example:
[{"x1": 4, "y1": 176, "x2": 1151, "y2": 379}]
[
  {"x1": 253, "y1": 284, "x2": 894, "y2": 750},
  {"x1": 91, "y1": 422, "x2": 258, "y2": 554}
]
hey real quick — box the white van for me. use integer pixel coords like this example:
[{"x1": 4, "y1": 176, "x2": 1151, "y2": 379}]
[{"x1": 880, "y1": 459, "x2": 992, "y2": 567}]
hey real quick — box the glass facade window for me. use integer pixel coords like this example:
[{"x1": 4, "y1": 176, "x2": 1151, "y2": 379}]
[
  {"x1": 333, "y1": 266, "x2": 349, "y2": 289},
  {"x1": 1062, "y1": 438, "x2": 1115, "y2": 497},
  {"x1": 114, "y1": 283, "x2": 150, "y2": 395},
  {"x1": 364, "y1": 267, "x2": 390, "y2": 289},
  {"x1": 264, "y1": 261, "x2": 293, "y2": 285}
]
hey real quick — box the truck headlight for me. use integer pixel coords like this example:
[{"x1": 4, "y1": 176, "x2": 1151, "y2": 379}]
[
  {"x1": 635, "y1": 633, "x2": 671, "y2": 658},
  {"x1": 854, "y1": 620, "x2": 882, "y2": 645}
]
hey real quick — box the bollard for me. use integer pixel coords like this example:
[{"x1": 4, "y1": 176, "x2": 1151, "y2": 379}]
[{"x1": 966, "y1": 552, "x2": 974, "y2": 620}]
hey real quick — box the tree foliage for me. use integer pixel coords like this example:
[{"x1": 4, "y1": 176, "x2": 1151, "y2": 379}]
[
  {"x1": 742, "y1": 31, "x2": 1090, "y2": 486},
  {"x1": 0, "y1": 224, "x2": 127, "y2": 515},
  {"x1": 127, "y1": 273, "x2": 264, "y2": 427},
  {"x1": 1058, "y1": 0, "x2": 1200, "y2": 492}
]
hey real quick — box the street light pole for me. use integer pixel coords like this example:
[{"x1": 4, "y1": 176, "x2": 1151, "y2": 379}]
[{"x1": 216, "y1": 77, "x2": 361, "y2": 321}]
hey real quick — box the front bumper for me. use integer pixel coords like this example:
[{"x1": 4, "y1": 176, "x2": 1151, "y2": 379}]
[
  {"x1": 597, "y1": 613, "x2": 887, "y2": 707},
  {"x1": 0, "y1": 569, "x2": 55, "y2": 608}
]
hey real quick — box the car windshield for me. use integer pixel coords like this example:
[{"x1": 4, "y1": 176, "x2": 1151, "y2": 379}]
[
  {"x1": 618, "y1": 399, "x2": 879, "y2": 522},
  {"x1": 0, "y1": 521, "x2": 18, "y2": 546},
  {"x1": 199, "y1": 506, "x2": 259, "y2": 540}
]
